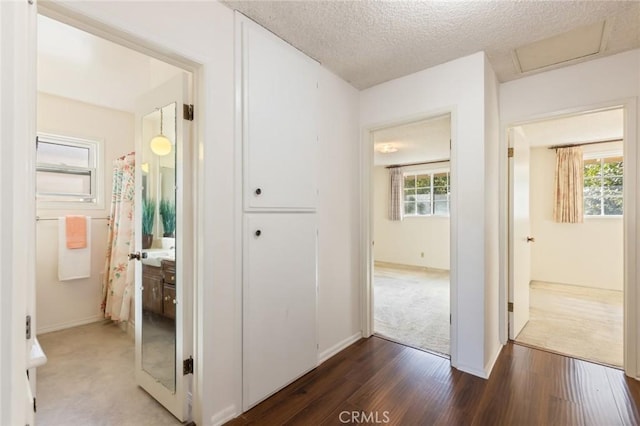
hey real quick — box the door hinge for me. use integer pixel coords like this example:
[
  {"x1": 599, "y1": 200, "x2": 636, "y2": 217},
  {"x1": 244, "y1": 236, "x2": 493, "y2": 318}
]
[
  {"x1": 449, "y1": 314, "x2": 451, "y2": 324},
  {"x1": 183, "y1": 356, "x2": 194, "y2": 375},
  {"x1": 183, "y1": 104, "x2": 194, "y2": 121},
  {"x1": 33, "y1": 397, "x2": 36, "y2": 413},
  {"x1": 35, "y1": 136, "x2": 39, "y2": 150},
  {"x1": 508, "y1": 302, "x2": 514, "y2": 312},
  {"x1": 508, "y1": 147, "x2": 514, "y2": 158},
  {"x1": 26, "y1": 315, "x2": 31, "y2": 339}
]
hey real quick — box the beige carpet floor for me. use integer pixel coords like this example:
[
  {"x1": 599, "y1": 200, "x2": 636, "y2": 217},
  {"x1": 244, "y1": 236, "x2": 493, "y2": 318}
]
[
  {"x1": 516, "y1": 281, "x2": 623, "y2": 368},
  {"x1": 374, "y1": 264, "x2": 450, "y2": 356},
  {"x1": 36, "y1": 321, "x2": 182, "y2": 426}
]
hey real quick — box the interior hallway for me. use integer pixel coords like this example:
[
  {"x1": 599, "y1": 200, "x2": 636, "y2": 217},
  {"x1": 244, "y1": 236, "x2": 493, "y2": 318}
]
[
  {"x1": 226, "y1": 336, "x2": 640, "y2": 425},
  {"x1": 36, "y1": 321, "x2": 181, "y2": 426},
  {"x1": 516, "y1": 281, "x2": 623, "y2": 368}
]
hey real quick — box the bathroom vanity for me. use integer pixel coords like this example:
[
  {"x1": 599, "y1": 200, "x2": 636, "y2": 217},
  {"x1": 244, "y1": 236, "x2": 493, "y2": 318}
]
[{"x1": 142, "y1": 259, "x2": 176, "y2": 319}]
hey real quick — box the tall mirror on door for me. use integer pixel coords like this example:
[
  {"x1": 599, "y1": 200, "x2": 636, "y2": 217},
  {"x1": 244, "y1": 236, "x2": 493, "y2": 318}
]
[{"x1": 140, "y1": 102, "x2": 177, "y2": 392}]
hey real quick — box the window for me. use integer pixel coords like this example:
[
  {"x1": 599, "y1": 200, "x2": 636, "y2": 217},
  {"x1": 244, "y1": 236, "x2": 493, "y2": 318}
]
[
  {"x1": 36, "y1": 134, "x2": 102, "y2": 207},
  {"x1": 403, "y1": 171, "x2": 450, "y2": 216},
  {"x1": 584, "y1": 155, "x2": 623, "y2": 216}
]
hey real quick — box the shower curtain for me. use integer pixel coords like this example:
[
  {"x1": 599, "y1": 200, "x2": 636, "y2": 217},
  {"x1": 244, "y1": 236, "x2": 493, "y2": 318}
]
[{"x1": 102, "y1": 153, "x2": 136, "y2": 321}]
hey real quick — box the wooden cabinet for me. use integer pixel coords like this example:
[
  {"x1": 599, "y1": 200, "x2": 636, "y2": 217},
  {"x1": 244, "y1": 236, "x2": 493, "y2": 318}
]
[
  {"x1": 142, "y1": 265, "x2": 163, "y2": 315},
  {"x1": 142, "y1": 260, "x2": 176, "y2": 319},
  {"x1": 241, "y1": 17, "x2": 319, "y2": 211}
]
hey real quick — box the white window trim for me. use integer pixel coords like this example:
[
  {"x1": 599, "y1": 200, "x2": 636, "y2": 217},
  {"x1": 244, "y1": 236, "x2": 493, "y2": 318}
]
[
  {"x1": 36, "y1": 132, "x2": 105, "y2": 210},
  {"x1": 583, "y1": 152, "x2": 623, "y2": 218},
  {"x1": 403, "y1": 168, "x2": 451, "y2": 217}
]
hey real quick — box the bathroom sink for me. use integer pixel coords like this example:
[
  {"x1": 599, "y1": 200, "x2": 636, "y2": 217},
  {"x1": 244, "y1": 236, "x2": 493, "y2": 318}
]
[{"x1": 142, "y1": 249, "x2": 175, "y2": 267}]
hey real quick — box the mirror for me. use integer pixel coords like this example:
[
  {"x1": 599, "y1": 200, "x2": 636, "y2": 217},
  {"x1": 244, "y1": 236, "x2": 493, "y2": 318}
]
[{"x1": 140, "y1": 102, "x2": 177, "y2": 392}]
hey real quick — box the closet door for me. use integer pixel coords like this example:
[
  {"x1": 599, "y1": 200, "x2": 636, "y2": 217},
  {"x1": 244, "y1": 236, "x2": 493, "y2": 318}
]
[
  {"x1": 243, "y1": 213, "x2": 318, "y2": 408},
  {"x1": 240, "y1": 17, "x2": 319, "y2": 211}
]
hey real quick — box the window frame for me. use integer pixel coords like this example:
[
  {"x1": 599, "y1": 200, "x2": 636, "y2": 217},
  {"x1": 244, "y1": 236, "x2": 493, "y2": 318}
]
[
  {"x1": 403, "y1": 169, "x2": 450, "y2": 217},
  {"x1": 583, "y1": 152, "x2": 623, "y2": 218},
  {"x1": 36, "y1": 133, "x2": 104, "y2": 210}
]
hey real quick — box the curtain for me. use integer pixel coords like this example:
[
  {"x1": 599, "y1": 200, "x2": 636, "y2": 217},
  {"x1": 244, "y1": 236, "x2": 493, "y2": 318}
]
[
  {"x1": 553, "y1": 146, "x2": 584, "y2": 223},
  {"x1": 102, "y1": 153, "x2": 136, "y2": 321},
  {"x1": 389, "y1": 167, "x2": 404, "y2": 221}
]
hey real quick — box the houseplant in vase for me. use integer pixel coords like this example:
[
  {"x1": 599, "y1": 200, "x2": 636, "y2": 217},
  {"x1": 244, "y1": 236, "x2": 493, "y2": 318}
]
[
  {"x1": 159, "y1": 199, "x2": 176, "y2": 238},
  {"x1": 142, "y1": 198, "x2": 155, "y2": 249}
]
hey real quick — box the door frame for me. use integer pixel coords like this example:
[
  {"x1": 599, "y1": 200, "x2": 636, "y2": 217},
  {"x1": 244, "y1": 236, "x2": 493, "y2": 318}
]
[
  {"x1": 360, "y1": 109, "x2": 458, "y2": 367},
  {"x1": 21, "y1": 2, "x2": 206, "y2": 423},
  {"x1": 500, "y1": 98, "x2": 638, "y2": 378}
]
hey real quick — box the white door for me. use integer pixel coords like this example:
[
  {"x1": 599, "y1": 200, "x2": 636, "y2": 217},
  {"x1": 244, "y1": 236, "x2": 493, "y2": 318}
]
[
  {"x1": 243, "y1": 213, "x2": 318, "y2": 409},
  {"x1": 509, "y1": 127, "x2": 532, "y2": 339},
  {"x1": 240, "y1": 15, "x2": 319, "y2": 211},
  {"x1": 133, "y1": 73, "x2": 193, "y2": 421}
]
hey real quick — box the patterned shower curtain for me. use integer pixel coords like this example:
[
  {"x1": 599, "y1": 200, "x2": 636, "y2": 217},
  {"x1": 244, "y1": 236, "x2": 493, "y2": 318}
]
[{"x1": 102, "y1": 153, "x2": 136, "y2": 321}]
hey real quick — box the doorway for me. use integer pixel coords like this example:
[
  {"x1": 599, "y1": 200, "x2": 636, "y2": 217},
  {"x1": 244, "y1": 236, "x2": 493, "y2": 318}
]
[
  {"x1": 508, "y1": 107, "x2": 625, "y2": 368},
  {"x1": 370, "y1": 114, "x2": 452, "y2": 357},
  {"x1": 34, "y1": 13, "x2": 193, "y2": 423}
]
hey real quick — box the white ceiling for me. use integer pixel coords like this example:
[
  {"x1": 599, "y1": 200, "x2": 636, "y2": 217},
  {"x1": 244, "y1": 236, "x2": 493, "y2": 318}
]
[
  {"x1": 373, "y1": 115, "x2": 450, "y2": 166},
  {"x1": 38, "y1": 15, "x2": 183, "y2": 112},
  {"x1": 519, "y1": 108, "x2": 623, "y2": 148},
  {"x1": 223, "y1": 1, "x2": 640, "y2": 89}
]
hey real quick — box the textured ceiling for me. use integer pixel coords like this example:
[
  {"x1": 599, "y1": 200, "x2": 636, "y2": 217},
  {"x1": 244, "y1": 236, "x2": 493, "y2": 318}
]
[{"x1": 223, "y1": 1, "x2": 640, "y2": 89}]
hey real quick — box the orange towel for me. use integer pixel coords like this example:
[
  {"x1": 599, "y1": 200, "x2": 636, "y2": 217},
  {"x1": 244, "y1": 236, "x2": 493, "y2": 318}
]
[{"x1": 66, "y1": 215, "x2": 87, "y2": 249}]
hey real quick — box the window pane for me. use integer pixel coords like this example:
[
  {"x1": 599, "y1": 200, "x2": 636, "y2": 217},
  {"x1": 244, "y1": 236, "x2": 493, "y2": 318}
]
[
  {"x1": 434, "y1": 193, "x2": 448, "y2": 202},
  {"x1": 404, "y1": 175, "x2": 415, "y2": 189},
  {"x1": 583, "y1": 177, "x2": 601, "y2": 188},
  {"x1": 417, "y1": 202, "x2": 429, "y2": 215},
  {"x1": 433, "y1": 173, "x2": 448, "y2": 187},
  {"x1": 584, "y1": 161, "x2": 602, "y2": 178},
  {"x1": 604, "y1": 197, "x2": 623, "y2": 215},
  {"x1": 604, "y1": 185, "x2": 623, "y2": 197},
  {"x1": 433, "y1": 185, "x2": 448, "y2": 195},
  {"x1": 38, "y1": 142, "x2": 90, "y2": 168},
  {"x1": 434, "y1": 201, "x2": 449, "y2": 215},
  {"x1": 603, "y1": 161, "x2": 623, "y2": 177},
  {"x1": 37, "y1": 170, "x2": 91, "y2": 196},
  {"x1": 416, "y1": 175, "x2": 430, "y2": 188},
  {"x1": 584, "y1": 197, "x2": 601, "y2": 216},
  {"x1": 404, "y1": 202, "x2": 416, "y2": 215},
  {"x1": 404, "y1": 190, "x2": 416, "y2": 202}
]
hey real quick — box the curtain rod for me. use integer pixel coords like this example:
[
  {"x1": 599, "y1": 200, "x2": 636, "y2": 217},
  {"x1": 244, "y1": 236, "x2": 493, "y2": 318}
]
[
  {"x1": 36, "y1": 216, "x2": 110, "y2": 221},
  {"x1": 548, "y1": 138, "x2": 623, "y2": 150},
  {"x1": 385, "y1": 159, "x2": 450, "y2": 169}
]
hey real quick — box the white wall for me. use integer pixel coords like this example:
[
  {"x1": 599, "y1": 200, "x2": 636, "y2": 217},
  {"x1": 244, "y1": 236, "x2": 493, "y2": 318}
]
[
  {"x1": 35, "y1": 92, "x2": 134, "y2": 333},
  {"x1": 373, "y1": 165, "x2": 450, "y2": 270},
  {"x1": 317, "y1": 68, "x2": 361, "y2": 359},
  {"x1": 361, "y1": 52, "x2": 500, "y2": 377},
  {"x1": 483, "y1": 57, "x2": 501, "y2": 371},
  {"x1": 529, "y1": 144, "x2": 623, "y2": 291},
  {"x1": 54, "y1": 3, "x2": 361, "y2": 424}
]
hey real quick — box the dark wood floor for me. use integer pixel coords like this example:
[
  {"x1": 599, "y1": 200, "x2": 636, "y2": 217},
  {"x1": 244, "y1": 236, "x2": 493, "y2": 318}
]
[{"x1": 225, "y1": 336, "x2": 640, "y2": 425}]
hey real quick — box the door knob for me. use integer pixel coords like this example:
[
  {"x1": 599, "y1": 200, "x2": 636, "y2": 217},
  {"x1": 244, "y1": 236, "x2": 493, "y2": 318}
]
[
  {"x1": 128, "y1": 252, "x2": 148, "y2": 261},
  {"x1": 255, "y1": 188, "x2": 262, "y2": 195},
  {"x1": 255, "y1": 229, "x2": 262, "y2": 237},
  {"x1": 526, "y1": 236, "x2": 535, "y2": 243}
]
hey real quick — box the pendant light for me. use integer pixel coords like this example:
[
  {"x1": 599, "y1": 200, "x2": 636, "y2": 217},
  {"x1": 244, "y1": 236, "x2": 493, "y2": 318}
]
[{"x1": 150, "y1": 107, "x2": 172, "y2": 156}]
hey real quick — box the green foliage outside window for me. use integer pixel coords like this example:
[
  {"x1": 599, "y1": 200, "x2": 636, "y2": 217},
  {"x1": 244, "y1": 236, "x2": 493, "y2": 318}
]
[{"x1": 584, "y1": 156, "x2": 623, "y2": 216}]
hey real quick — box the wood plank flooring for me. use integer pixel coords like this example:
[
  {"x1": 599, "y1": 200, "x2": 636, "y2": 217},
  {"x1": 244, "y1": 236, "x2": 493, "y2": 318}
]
[{"x1": 226, "y1": 337, "x2": 640, "y2": 425}]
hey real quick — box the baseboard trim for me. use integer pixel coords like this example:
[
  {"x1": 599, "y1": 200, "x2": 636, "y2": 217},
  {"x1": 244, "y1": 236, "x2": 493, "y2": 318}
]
[
  {"x1": 318, "y1": 331, "x2": 362, "y2": 364},
  {"x1": 374, "y1": 261, "x2": 449, "y2": 274},
  {"x1": 456, "y1": 362, "x2": 489, "y2": 379},
  {"x1": 36, "y1": 314, "x2": 104, "y2": 335},
  {"x1": 210, "y1": 404, "x2": 238, "y2": 426},
  {"x1": 484, "y1": 344, "x2": 504, "y2": 378}
]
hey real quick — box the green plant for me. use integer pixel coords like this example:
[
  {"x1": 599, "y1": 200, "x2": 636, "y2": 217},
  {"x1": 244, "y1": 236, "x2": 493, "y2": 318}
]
[
  {"x1": 142, "y1": 198, "x2": 156, "y2": 235},
  {"x1": 159, "y1": 199, "x2": 176, "y2": 237}
]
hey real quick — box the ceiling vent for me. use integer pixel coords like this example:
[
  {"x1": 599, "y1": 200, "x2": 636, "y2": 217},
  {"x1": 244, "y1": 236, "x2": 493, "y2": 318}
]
[{"x1": 513, "y1": 21, "x2": 609, "y2": 73}]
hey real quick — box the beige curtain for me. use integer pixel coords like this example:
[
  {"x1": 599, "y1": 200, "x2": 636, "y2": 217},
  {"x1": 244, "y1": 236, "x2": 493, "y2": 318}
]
[
  {"x1": 389, "y1": 168, "x2": 404, "y2": 221},
  {"x1": 553, "y1": 146, "x2": 584, "y2": 223}
]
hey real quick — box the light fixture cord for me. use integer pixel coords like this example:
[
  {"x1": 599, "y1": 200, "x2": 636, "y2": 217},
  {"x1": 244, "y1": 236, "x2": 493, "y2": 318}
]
[{"x1": 159, "y1": 107, "x2": 164, "y2": 135}]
